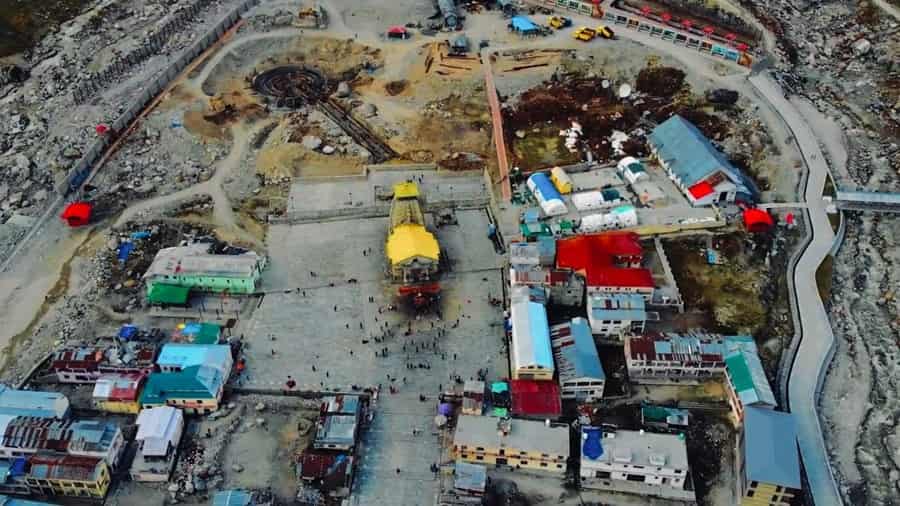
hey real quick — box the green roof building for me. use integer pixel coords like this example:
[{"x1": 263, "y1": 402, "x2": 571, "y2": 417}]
[
  {"x1": 724, "y1": 345, "x2": 776, "y2": 421},
  {"x1": 143, "y1": 245, "x2": 264, "y2": 301}
]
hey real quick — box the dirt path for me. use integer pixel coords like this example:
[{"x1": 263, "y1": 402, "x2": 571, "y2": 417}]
[{"x1": 115, "y1": 121, "x2": 271, "y2": 247}]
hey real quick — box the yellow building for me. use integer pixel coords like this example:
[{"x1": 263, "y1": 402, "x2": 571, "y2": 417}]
[
  {"x1": 452, "y1": 415, "x2": 568, "y2": 474},
  {"x1": 25, "y1": 454, "x2": 110, "y2": 499},
  {"x1": 386, "y1": 182, "x2": 440, "y2": 283},
  {"x1": 740, "y1": 407, "x2": 801, "y2": 505},
  {"x1": 92, "y1": 373, "x2": 145, "y2": 414}
]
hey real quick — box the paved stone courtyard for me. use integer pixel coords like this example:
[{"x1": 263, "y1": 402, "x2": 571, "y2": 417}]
[{"x1": 235, "y1": 208, "x2": 507, "y2": 505}]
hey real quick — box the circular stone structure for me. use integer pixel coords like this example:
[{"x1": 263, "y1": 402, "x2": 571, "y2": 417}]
[{"x1": 251, "y1": 65, "x2": 328, "y2": 108}]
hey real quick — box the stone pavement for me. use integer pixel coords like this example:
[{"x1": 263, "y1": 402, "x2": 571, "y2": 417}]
[{"x1": 234, "y1": 209, "x2": 507, "y2": 505}]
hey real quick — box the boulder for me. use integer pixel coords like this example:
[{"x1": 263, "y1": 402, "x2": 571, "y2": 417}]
[
  {"x1": 301, "y1": 135, "x2": 323, "y2": 150},
  {"x1": 360, "y1": 103, "x2": 377, "y2": 118},
  {"x1": 335, "y1": 81, "x2": 351, "y2": 98}
]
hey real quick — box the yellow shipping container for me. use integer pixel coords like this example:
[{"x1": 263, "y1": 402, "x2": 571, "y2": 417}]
[{"x1": 550, "y1": 167, "x2": 573, "y2": 194}]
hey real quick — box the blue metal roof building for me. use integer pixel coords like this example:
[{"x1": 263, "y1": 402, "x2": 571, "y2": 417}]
[
  {"x1": 551, "y1": 318, "x2": 605, "y2": 402},
  {"x1": 648, "y1": 115, "x2": 759, "y2": 205},
  {"x1": 743, "y1": 407, "x2": 801, "y2": 490},
  {"x1": 0, "y1": 385, "x2": 69, "y2": 419},
  {"x1": 156, "y1": 344, "x2": 232, "y2": 374},
  {"x1": 509, "y1": 299, "x2": 554, "y2": 380}
]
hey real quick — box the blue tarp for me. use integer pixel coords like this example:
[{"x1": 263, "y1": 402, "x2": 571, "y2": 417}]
[
  {"x1": 510, "y1": 16, "x2": 539, "y2": 33},
  {"x1": 582, "y1": 426, "x2": 604, "y2": 460},
  {"x1": 130, "y1": 231, "x2": 151, "y2": 240},
  {"x1": 118, "y1": 324, "x2": 138, "y2": 340},
  {"x1": 117, "y1": 241, "x2": 135, "y2": 262}
]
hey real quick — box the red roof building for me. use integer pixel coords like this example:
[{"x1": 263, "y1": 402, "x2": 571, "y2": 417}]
[
  {"x1": 510, "y1": 380, "x2": 561, "y2": 419},
  {"x1": 556, "y1": 233, "x2": 653, "y2": 297},
  {"x1": 688, "y1": 181, "x2": 715, "y2": 200},
  {"x1": 297, "y1": 451, "x2": 353, "y2": 491}
]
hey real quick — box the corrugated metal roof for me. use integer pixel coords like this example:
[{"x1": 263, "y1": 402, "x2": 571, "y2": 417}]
[
  {"x1": 27, "y1": 454, "x2": 104, "y2": 482},
  {"x1": 454, "y1": 461, "x2": 487, "y2": 492},
  {"x1": 648, "y1": 115, "x2": 758, "y2": 199},
  {"x1": 156, "y1": 344, "x2": 232, "y2": 375},
  {"x1": 212, "y1": 490, "x2": 253, "y2": 506},
  {"x1": 510, "y1": 300, "x2": 553, "y2": 371},
  {"x1": 143, "y1": 245, "x2": 262, "y2": 280},
  {"x1": 744, "y1": 407, "x2": 801, "y2": 489},
  {"x1": 510, "y1": 380, "x2": 561, "y2": 418},
  {"x1": 725, "y1": 348, "x2": 776, "y2": 408},
  {"x1": 140, "y1": 365, "x2": 225, "y2": 403},
  {"x1": 551, "y1": 318, "x2": 604, "y2": 382},
  {"x1": 0, "y1": 386, "x2": 68, "y2": 419},
  {"x1": 588, "y1": 293, "x2": 646, "y2": 322}
]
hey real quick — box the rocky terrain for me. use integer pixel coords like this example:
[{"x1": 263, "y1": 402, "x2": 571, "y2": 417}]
[
  {"x1": 820, "y1": 214, "x2": 900, "y2": 505},
  {"x1": 0, "y1": 0, "x2": 249, "y2": 260},
  {"x1": 735, "y1": 0, "x2": 900, "y2": 503}
]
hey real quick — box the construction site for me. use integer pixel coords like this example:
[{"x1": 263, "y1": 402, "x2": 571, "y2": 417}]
[{"x1": 0, "y1": 0, "x2": 898, "y2": 505}]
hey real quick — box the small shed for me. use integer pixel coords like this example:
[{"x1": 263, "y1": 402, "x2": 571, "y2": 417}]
[
  {"x1": 462, "y1": 380, "x2": 485, "y2": 415},
  {"x1": 61, "y1": 201, "x2": 93, "y2": 227}
]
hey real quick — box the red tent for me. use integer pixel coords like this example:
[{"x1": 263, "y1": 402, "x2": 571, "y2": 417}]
[
  {"x1": 743, "y1": 208, "x2": 774, "y2": 233},
  {"x1": 95, "y1": 124, "x2": 109, "y2": 136},
  {"x1": 387, "y1": 26, "x2": 409, "y2": 39},
  {"x1": 61, "y1": 201, "x2": 93, "y2": 227}
]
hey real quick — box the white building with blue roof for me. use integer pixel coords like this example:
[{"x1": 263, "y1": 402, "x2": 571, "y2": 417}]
[
  {"x1": 740, "y1": 407, "x2": 801, "y2": 504},
  {"x1": 509, "y1": 299, "x2": 554, "y2": 381},
  {"x1": 587, "y1": 293, "x2": 647, "y2": 338},
  {"x1": 580, "y1": 426, "x2": 695, "y2": 501},
  {"x1": 648, "y1": 115, "x2": 759, "y2": 206},
  {"x1": 550, "y1": 318, "x2": 605, "y2": 402}
]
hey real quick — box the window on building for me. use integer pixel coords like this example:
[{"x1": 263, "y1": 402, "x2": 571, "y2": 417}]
[
  {"x1": 749, "y1": 480, "x2": 758, "y2": 488},
  {"x1": 475, "y1": 456, "x2": 483, "y2": 461},
  {"x1": 626, "y1": 474, "x2": 646, "y2": 482},
  {"x1": 540, "y1": 462, "x2": 547, "y2": 467},
  {"x1": 476, "y1": 447, "x2": 485, "y2": 451},
  {"x1": 498, "y1": 449, "x2": 504, "y2": 456},
  {"x1": 776, "y1": 486, "x2": 783, "y2": 493}
]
